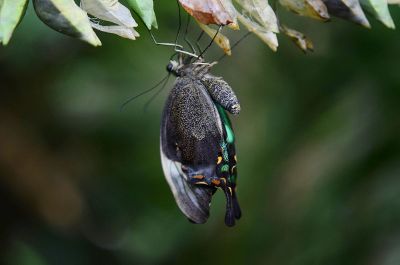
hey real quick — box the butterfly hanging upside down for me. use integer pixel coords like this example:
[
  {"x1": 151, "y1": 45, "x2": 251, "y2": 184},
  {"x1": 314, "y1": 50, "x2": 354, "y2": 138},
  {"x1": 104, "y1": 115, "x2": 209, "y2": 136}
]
[{"x1": 160, "y1": 56, "x2": 241, "y2": 227}]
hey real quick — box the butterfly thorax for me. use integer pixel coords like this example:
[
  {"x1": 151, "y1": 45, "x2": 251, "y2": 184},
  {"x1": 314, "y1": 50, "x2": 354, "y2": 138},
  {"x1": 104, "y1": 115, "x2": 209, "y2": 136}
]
[
  {"x1": 166, "y1": 59, "x2": 215, "y2": 78},
  {"x1": 167, "y1": 59, "x2": 241, "y2": 115}
]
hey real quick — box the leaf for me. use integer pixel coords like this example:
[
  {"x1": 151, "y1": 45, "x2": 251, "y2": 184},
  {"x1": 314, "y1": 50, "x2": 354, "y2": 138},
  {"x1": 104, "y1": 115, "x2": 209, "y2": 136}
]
[
  {"x1": 125, "y1": 0, "x2": 157, "y2": 29},
  {"x1": 90, "y1": 23, "x2": 139, "y2": 39},
  {"x1": 80, "y1": 0, "x2": 139, "y2": 40},
  {"x1": 197, "y1": 22, "x2": 232, "y2": 55},
  {"x1": 237, "y1": 13, "x2": 278, "y2": 51},
  {"x1": 234, "y1": 0, "x2": 279, "y2": 32},
  {"x1": 359, "y1": 0, "x2": 395, "y2": 28},
  {"x1": 322, "y1": 0, "x2": 371, "y2": 28},
  {"x1": 80, "y1": 0, "x2": 137, "y2": 27},
  {"x1": 280, "y1": 24, "x2": 314, "y2": 53},
  {"x1": 279, "y1": 0, "x2": 330, "y2": 21},
  {"x1": 235, "y1": 0, "x2": 279, "y2": 51},
  {"x1": 179, "y1": 0, "x2": 238, "y2": 28},
  {"x1": 0, "y1": 0, "x2": 28, "y2": 45},
  {"x1": 33, "y1": 0, "x2": 101, "y2": 46},
  {"x1": 151, "y1": 8, "x2": 158, "y2": 28}
]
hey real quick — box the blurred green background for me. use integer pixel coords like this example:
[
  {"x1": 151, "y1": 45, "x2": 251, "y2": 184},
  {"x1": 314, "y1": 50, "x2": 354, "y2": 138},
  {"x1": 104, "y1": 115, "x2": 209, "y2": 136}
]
[{"x1": 1, "y1": 2, "x2": 400, "y2": 265}]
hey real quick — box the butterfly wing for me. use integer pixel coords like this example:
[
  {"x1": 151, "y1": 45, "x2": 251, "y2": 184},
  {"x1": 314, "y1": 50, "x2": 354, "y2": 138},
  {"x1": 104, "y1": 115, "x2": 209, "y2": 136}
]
[
  {"x1": 160, "y1": 76, "x2": 223, "y2": 224},
  {"x1": 160, "y1": 147, "x2": 214, "y2": 223}
]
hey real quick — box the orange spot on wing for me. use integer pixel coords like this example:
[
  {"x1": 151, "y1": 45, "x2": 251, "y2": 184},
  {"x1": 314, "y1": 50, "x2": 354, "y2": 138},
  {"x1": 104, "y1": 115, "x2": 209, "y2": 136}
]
[{"x1": 211, "y1": 179, "x2": 221, "y2": 186}]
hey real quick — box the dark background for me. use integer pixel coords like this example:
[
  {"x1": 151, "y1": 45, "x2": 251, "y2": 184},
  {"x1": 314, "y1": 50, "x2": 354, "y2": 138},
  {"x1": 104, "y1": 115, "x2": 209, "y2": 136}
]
[{"x1": 1, "y1": 2, "x2": 400, "y2": 264}]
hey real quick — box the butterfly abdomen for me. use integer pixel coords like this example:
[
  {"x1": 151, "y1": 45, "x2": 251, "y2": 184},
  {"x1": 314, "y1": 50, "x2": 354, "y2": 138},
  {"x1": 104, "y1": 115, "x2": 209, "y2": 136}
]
[{"x1": 201, "y1": 74, "x2": 241, "y2": 115}]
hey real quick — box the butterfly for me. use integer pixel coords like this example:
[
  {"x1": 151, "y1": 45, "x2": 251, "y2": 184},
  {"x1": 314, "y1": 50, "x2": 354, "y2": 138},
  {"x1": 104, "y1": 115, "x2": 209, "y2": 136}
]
[{"x1": 160, "y1": 56, "x2": 241, "y2": 226}]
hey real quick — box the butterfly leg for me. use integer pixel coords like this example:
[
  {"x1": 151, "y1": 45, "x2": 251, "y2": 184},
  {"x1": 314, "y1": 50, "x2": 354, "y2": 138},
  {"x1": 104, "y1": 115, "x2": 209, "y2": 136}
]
[
  {"x1": 148, "y1": 1, "x2": 184, "y2": 50},
  {"x1": 184, "y1": 13, "x2": 197, "y2": 54}
]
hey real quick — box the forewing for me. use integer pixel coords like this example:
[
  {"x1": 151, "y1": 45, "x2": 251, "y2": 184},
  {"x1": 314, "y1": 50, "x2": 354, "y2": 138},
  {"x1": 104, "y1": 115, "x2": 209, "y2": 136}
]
[
  {"x1": 162, "y1": 76, "x2": 223, "y2": 165},
  {"x1": 160, "y1": 76, "x2": 222, "y2": 223}
]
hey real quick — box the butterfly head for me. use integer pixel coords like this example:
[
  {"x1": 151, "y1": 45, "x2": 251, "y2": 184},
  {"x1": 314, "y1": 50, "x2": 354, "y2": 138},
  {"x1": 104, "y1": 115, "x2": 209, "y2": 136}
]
[{"x1": 166, "y1": 60, "x2": 181, "y2": 76}]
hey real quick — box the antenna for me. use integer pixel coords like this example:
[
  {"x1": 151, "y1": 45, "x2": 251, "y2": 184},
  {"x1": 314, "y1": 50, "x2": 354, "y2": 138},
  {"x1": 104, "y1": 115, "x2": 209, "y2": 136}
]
[
  {"x1": 218, "y1": 31, "x2": 252, "y2": 62},
  {"x1": 120, "y1": 74, "x2": 170, "y2": 111},
  {"x1": 195, "y1": 30, "x2": 205, "y2": 53},
  {"x1": 143, "y1": 74, "x2": 171, "y2": 112},
  {"x1": 197, "y1": 25, "x2": 222, "y2": 59},
  {"x1": 184, "y1": 14, "x2": 197, "y2": 54},
  {"x1": 147, "y1": 0, "x2": 199, "y2": 59}
]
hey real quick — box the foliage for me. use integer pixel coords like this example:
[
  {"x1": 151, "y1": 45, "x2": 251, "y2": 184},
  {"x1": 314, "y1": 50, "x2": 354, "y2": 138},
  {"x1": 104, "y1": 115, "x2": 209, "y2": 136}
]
[
  {"x1": 1, "y1": 0, "x2": 152, "y2": 46},
  {"x1": 0, "y1": 0, "x2": 399, "y2": 51}
]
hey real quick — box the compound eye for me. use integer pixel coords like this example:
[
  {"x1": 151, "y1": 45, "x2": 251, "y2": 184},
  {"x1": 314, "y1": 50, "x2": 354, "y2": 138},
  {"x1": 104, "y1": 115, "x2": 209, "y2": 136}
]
[{"x1": 166, "y1": 62, "x2": 174, "y2": 72}]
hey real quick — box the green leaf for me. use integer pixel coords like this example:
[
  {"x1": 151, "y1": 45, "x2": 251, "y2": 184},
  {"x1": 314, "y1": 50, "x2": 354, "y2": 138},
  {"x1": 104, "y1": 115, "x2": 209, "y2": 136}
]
[
  {"x1": 32, "y1": 0, "x2": 101, "y2": 46},
  {"x1": 125, "y1": 0, "x2": 157, "y2": 29},
  {"x1": 0, "y1": 0, "x2": 28, "y2": 45},
  {"x1": 360, "y1": 0, "x2": 395, "y2": 28},
  {"x1": 151, "y1": 8, "x2": 158, "y2": 28}
]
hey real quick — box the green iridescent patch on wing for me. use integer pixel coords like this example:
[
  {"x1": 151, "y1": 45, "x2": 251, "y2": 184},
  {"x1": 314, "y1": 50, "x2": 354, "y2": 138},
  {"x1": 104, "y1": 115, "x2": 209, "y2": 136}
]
[
  {"x1": 221, "y1": 164, "x2": 230, "y2": 172},
  {"x1": 216, "y1": 104, "x2": 235, "y2": 144},
  {"x1": 229, "y1": 175, "x2": 236, "y2": 183}
]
